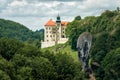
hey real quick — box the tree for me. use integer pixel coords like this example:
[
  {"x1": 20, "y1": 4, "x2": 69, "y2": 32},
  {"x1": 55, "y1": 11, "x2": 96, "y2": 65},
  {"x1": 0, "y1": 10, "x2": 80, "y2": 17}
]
[
  {"x1": 0, "y1": 38, "x2": 24, "y2": 60},
  {"x1": 102, "y1": 48, "x2": 120, "y2": 80},
  {"x1": 74, "y1": 16, "x2": 81, "y2": 20},
  {"x1": 66, "y1": 21, "x2": 83, "y2": 50},
  {"x1": 15, "y1": 45, "x2": 42, "y2": 57},
  {"x1": 0, "y1": 70, "x2": 11, "y2": 80},
  {"x1": 30, "y1": 57, "x2": 57, "y2": 80},
  {"x1": 117, "y1": 7, "x2": 120, "y2": 12},
  {"x1": 17, "y1": 67, "x2": 32, "y2": 80},
  {"x1": 0, "y1": 57, "x2": 16, "y2": 80},
  {"x1": 54, "y1": 53, "x2": 82, "y2": 80}
]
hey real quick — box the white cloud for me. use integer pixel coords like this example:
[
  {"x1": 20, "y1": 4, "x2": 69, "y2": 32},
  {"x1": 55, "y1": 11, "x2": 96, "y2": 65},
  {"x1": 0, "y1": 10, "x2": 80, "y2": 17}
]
[
  {"x1": 9, "y1": 0, "x2": 27, "y2": 7},
  {"x1": 0, "y1": 0, "x2": 120, "y2": 31}
]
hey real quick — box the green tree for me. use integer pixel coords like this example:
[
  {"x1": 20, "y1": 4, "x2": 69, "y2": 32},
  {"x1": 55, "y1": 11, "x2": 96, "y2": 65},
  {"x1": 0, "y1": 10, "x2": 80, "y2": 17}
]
[
  {"x1": 11, "y1": 54, "x2": 33, "y2": 80},
  {"x1": 74, "y1": 16, "x2": 81, "y2": 20},
  {"x1": 30, "y1": 57, "x2": 57, "y2": 80},
  {"x1": 15, "y1": 45, "x2": 42, "y2": 57},
  {"x1": 0, "y1": 57, "x2": 16, "y2": 80},
  {"x1": 0, "y1": 38, "x2": 24, "y2": 60},
  {"x1": 102, "y1": 48, "x2": 120, "y2": 80},
  {"x1": 66, "y1": 21, "x2": 83, "y2": 50},
  {"x1": 117, "y1": 7, "x2": 120, "y2": 12},
  {"x1": 17, "y1": 67, "x2": 32, "y2": 80},
  {"x1": 0, "y1": 70, "x2": 11, "y2": 80},
  {"x1": 91, "y1": 32, "x2": 109, "y2": 62},
  {"x1": 55, "y1": 53, "x2": 82, "y2": 80}
]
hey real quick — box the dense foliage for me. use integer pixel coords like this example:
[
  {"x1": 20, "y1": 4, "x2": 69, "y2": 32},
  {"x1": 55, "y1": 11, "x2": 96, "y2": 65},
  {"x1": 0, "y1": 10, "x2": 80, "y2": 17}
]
[
  {"x1": 0, "y1": 18, "x2": 44, "y2": 47},
  {"x1": 66, "y1": 9, "x2": 120, "y2": 79},
  {"x1": 66, "y1": 10, "x2": 120, "y2": 50},
  {"x1": 0, "y1": 38, "x2": 86, "y2": 80}
]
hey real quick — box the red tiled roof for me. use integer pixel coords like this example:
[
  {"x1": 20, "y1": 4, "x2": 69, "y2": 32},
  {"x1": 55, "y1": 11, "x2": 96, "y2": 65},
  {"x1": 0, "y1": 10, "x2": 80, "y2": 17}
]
[
  {"x1": 61, "y1": 21, "x2": 68, "y2": 26},
  {"x1": 45, "y1": 19, "x2": 68, "y2": 26},
  {"x1": 45, "y1": 19, "x2": 56, "y2": 26}
]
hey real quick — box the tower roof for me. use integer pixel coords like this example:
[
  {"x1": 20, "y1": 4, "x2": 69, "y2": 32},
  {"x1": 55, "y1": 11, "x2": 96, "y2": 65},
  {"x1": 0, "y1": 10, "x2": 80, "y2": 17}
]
[{"x1": 56, "y1": 14, "x2": 61, "y2": 23}]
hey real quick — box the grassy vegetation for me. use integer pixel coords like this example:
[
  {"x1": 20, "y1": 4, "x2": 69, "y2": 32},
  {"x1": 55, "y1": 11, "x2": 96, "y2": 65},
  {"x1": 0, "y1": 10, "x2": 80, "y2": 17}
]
[{"x1": 41, "y1": 43, "x2": 78, "y2": 62}]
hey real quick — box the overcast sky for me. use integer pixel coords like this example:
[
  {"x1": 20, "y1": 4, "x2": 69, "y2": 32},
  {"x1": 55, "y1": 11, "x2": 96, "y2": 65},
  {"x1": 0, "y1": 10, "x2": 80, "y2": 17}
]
[{"x1": 0, "y1": 0, "x2": 120, "y2": 31}]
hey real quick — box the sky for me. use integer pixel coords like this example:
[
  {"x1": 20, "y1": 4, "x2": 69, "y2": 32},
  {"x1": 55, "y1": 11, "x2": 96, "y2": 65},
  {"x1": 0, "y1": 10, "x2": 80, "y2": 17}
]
[{"x1": 0, "y1": 0, "x2": 120, "y2": 31}]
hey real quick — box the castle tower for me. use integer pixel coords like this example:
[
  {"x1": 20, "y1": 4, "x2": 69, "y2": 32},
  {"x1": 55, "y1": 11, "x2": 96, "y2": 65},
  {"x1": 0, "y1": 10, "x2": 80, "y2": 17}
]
[
  {"x1": 41, "y1": 16, "x2": 68, "y2": 48},
  {"x1": 56, "y1": 14, "x2": 61, "y2": 26},
  {"x1": 55, "y1": 14, "x2": 61, "y2": 45}
]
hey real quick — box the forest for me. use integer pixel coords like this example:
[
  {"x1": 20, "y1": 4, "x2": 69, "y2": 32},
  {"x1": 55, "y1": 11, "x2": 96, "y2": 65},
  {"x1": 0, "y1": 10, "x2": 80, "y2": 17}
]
[
  {"x1": 0, "y1": 19, "x2": 44, "y2": 48},
  {"x1": 0, "y1": 38, "x2": 84, "y2": 80},
  {"x1": 66, "y1": 9, "x2": 120, "y2": 80},
  {"x1": 0, "y1": 9, "x2": 120, "y2": 80}
]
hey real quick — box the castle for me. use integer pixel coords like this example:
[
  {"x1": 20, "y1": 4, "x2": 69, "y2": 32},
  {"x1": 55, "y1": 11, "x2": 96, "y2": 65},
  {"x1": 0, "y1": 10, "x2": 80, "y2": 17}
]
[{"x1": 41, "y1": 15, "x2": 68, "y2": 48}]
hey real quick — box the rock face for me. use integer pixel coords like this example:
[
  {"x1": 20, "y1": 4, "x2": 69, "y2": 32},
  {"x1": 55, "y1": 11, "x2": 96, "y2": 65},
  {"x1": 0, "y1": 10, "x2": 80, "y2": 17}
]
[{"x1": 77, "y1": 32, "x2": 92, "y2": 72}]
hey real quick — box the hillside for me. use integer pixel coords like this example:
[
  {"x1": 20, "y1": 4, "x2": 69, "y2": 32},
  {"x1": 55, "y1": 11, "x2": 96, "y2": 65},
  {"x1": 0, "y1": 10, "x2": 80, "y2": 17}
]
[
  {"x1": 41, "y1": 43, "x2": 78, "y2": 62},
  {"x1": 66, "y1": 9, "x2": 120, "y2": 80},
  {"x1": 41, "y1": 9, "x2": 120, "y2": 79},
  {"x1": 66, "y1": 10, "x2": 120, "y2": 50},
  {"x1": 0, "y1": 18, "x2": 44, "y2": 47},
  {"x1": 0, "y1": 9, "x2": 120, "y2": 80}
]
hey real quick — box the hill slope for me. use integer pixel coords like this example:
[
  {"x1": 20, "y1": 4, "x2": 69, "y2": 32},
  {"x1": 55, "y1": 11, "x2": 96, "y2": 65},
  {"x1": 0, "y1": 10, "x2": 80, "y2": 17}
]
[
  {"x1": 66, "y1": 9, "x2": 120, "y2": 80},
  {"x1": 0, "y1": 18, "x2": 44, "y2": 47},
  {"x1": 66, "y1": 10, "x2": 120, "y2": 50}
]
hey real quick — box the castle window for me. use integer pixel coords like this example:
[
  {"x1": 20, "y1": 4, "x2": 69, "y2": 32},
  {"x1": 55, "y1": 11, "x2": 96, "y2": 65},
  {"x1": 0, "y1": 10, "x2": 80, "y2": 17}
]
[
  {"x1": 63, "y1": 31, "x2": 64, "y2": 33},
  {"x1": 46, "y1": 27, "x2": 48, "y2": 30},
  {"x1": 62, "y1": 35, "x2": 65, "y2": 38},
  {"x1": 49, "y1": 27, "x2": 50, "y2": 30},
  {"x1": 47, "y1": 40, "x2": 49, "y2": 42},
  {"x1": 47, "y1": 35, "x2": 48, "y2": 37},
  {"x1": 46, "y1": 31, "x2": 48, "y2": 33},
  {"x1": 50, "y1": 35, "x2": 52, "y2": 37}
]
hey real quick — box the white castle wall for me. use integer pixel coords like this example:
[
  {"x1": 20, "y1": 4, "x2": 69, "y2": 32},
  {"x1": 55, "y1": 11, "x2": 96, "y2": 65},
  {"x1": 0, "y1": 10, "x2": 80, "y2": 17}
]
[
  {"x1": 41, "y1": 41, "x2": 55, "y2": 48},
  {"x1": 41, "y1": 38, "x2": 68, "y2": 48},
  {"x1": 58, "y1": 38, "x2": 68, "y2": 44}
]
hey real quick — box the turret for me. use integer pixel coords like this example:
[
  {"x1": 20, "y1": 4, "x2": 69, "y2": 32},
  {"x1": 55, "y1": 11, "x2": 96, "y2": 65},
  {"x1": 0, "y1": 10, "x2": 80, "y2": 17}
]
[{"x1": 56, "y1": 14, "x2": 61, "y2": 26}]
